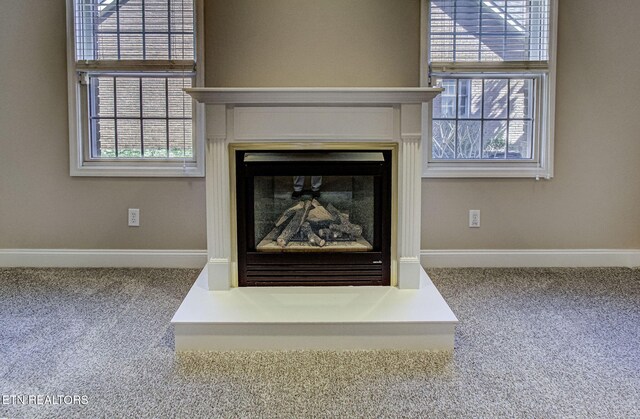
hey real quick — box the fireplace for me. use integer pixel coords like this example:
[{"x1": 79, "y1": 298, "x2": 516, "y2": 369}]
[
  {"x1": 172, "y1": 88, "x2": 458, "y2": 352},
  {"x1": 235, "y1": 149, "x2": 392, "y2": 286},
  {"x1": 181, "y1": 88, "x2": 445, "y2": 290}
]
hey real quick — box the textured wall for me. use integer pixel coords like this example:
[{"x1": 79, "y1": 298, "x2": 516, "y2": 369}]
[{"x1": 1, "y1": 0, "x2": 639, "y2": 251}]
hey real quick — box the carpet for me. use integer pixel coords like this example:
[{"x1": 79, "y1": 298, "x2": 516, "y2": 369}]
[{"x1": 0, "y1": 267, "x2": 638, "y2": 418}]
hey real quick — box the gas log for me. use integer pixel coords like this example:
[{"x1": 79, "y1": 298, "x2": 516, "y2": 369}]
[
  {"x1": 306, "y1": 205, "x2": 333, "y2": 224},
  {"x1": 263, "y1": 223, "x2": 286, "y2": 242},
  {"x1": 319, "y1": 228, "x2": 344, "y2": 240},
  {"x1": 301, "y1": 222, "x2": 325, "y2": 247},
  {"x1": 329, "y1": 222, "x2": 362, "y2": 239},
  {"x1": 276, "y1": 200, "x2": 311, "y2": 247},
  {"x1": 326, "y1": 203, "x2": 363, "y2": 237},
  {"x1": 275, "y1": 201, "x2": 304, "y2": 227},
  {"x1": 270, "y1": 199, "x2": 363, "y2": 247}
]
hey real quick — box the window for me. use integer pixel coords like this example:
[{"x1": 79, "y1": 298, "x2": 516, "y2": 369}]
[
  {"x1": 422, "y1": 0, "x2": 557, "y2": 178},
  {"x1": 438, "y1": 79, "x2": 471, "y2": 120},
  {"x1": 433, "y1": 77, "x2": 534, "y2": 160},
  {"x1": 66, "y1": 0, "x2": 204, "y2": 176}
]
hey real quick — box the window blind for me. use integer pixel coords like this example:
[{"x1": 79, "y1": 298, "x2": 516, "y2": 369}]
[
  {"x1": 430, "y1": 0, "x2": 550, "y2": 66},
  {"x1": 74, "y1": 0, "x2": 194, "y2": 62}
]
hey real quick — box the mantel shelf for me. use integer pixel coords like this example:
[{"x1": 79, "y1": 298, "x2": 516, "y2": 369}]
[{"x1": 185, "y1": 87, "x2": 443, "y2": 105}]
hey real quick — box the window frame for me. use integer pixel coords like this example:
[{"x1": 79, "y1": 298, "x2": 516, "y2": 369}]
[
  {"x1": 431, "y1": 73, "x2": 540, "y2": 161},
  {"x1": 420, "y1": 0, "x2": 558, "y2": 178},
  {"x1": 438, "y1": 78, "x2": 471, "y2": 119},
  {"x1": 65, "y1": 0, "x2": 205, "y2": 177}
]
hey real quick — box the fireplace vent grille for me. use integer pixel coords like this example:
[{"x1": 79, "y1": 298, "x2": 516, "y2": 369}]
[{"x1": 245, "y1": 262, "x2": 383, "y2": 286}]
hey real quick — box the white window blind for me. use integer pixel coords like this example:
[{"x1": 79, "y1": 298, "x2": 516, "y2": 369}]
[
  {"x1": 430, "y1": 0, "x2": 550, "y2": 68},
  {"x1": 74, "y1": 0, "x2": 194, "y2": 61}
]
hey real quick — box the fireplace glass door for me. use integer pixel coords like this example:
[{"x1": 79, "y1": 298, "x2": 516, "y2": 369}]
[{"x1": 236, "y1": 150, "x2": 392, "y2": 286}]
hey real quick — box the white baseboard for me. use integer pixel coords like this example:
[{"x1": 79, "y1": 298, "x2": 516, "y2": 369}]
[
  {"x1": 0, "y1": 249, "x2": 207, "y2": 268},
  {"x1": 421, "y1": 249, "x2": 640, "y2": 268},
  {"x1": 2, "y1": 248, "x2": 638, "y2": 269}
]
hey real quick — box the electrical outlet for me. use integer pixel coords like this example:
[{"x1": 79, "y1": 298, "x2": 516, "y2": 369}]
[
  {"x1": 128, "y1": 208, "x2": 140, "y2": 227},
  {"x1": 469, "y1": 210, "x2": 480, "y2": 228}
]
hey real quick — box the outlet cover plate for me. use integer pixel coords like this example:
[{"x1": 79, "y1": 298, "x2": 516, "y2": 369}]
[
  {"x1": 128, "y1": 208, "x2": 140, "y2": 227},
  {"x1": 469, "y1": 210, "x2": 480, "y2": 228}
]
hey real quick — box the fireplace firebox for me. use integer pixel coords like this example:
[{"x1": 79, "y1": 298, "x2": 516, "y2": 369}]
[{"x1": 235, "y1": 150, "x2": 392, "y2": 286}]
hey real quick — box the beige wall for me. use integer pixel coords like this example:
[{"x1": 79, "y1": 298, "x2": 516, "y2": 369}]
[
  {"x1": 206, "y1": 0, "x2": 640, "y2": 250},
  {"x1": 422, "y1": 0, "x2": 640, "y2": 249},
  {"x1": 0, "y1": 0, "x2": 206, "y2": 249},
  {"x1": 206, "y1": 0, "x2": 420, "y2": 87},
  {"x1": 1, "y1": 0, "x2": 638, "y2": 251}
]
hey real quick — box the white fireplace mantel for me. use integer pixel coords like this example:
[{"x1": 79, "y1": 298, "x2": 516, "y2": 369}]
[
  {"x1": 172, "y1": 87, "x2": 459, "y2": 351},
  {"x1": 185, "y1": 87, "x2": 442, "y2": 291},
  {"x1": 186, "y1": 87, "x2": 442, "y2": 105}
]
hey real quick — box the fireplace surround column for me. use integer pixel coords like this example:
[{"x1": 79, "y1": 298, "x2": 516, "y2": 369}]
[
  {"x1": 398, "y1": 134, "x2": 423, "y2": 288},
  {"x1": 397, "y1": 104, "x2": 424, "y2": 288},
  {"x1": 205, "y1": 105, "x2": 232, "y2": 290}
]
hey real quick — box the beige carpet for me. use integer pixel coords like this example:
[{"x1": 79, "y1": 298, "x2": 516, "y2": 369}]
[{"x1": 0, "y1": 267, "x2": 638, "y2": 418}]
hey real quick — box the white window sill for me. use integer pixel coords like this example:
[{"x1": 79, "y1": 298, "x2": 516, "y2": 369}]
[
  {"x1": 70, "y1": 163, "x2": 204, "y2": 177},
  {"x1": 423, "y1": 162, "x2": 553, "y2": 179}
]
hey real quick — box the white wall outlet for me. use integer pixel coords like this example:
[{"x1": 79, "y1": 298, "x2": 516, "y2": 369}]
[
  {"x1": 469, "y1": 210, "x2": 480, "y2": 228},
  {"x1": 128, "y1": 208, "x2": 140, "y2": 227}
]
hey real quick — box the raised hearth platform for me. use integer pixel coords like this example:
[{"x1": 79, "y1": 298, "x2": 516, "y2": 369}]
[{"x1": 172, "y1": 267, "x2": 458, "y2": 351}]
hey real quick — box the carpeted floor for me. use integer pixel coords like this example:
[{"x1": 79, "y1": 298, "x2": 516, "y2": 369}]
[{"x1": 0, "y1": 267, "x2": 638, "y2": 418}]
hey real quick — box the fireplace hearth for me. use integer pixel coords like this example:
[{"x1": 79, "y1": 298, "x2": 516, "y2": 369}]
[
  {"x1": 172, "y1": 88, "x2": 458, "y2": 352},
  {"x1": 235, "y1": 150, "x2": 392, "y2": 286}
]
